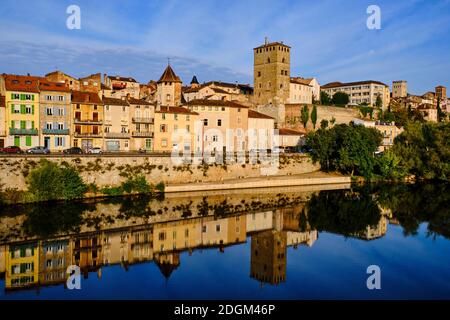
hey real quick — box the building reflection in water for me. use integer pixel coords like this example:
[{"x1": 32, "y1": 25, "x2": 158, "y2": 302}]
[{"x1": 0, "y1": 201, "x2": 389, "y2": 292}]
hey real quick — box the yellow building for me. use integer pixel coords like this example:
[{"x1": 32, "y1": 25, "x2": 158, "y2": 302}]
[
  {"x1": 153, "y1": 105, "x2": 198, "y2": 153},
  {"x1": 0, "y1": 95, "x2": 5, "y2": 148},
  {"x1": 0, "y1": 74, "x2": 40, "y2": 149},
  {"x1": 156, "y1": 65, "x2": 182, "y2": 106},
  {"x1": 102, "y1": 96, "x2": 131, "y2": 151},
  {"x1": 128, "y1": 96, "x2": 155, "y2": 151},
  {"x1": 5, "y1": 242, "x2": 39, "y2": 290},
  {"x1": 71, "y1": 91, "x2": 104, "y2": 150}
]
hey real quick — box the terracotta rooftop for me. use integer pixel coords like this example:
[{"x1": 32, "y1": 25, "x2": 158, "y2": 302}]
[
  {"x1": 102, "y1": 96, "x2": 130, "y2": 106},
  {"x1": 156, "y1": 106, "x2": 198, "y2": 115},
  {"x1": 290, "y1": 77, "x2": 313, "y2": 86},
  {"x1": 278, "y1": 128, "x2": 306, "y2": 136},
  {"x1": 127, "y1": 97, "x2": 154, "y2": 105},
  {"x1": 322, "y1": 80, "x2": 388, "y2": 89},
  {"x1": 39, "y1": 80, "x2": 71, "y2": 92},
  {"x1": 2, "y1": 74, "x2": 42, "y2": 93},
  {"x1": 107, "y1": 75, "x2": 137, "y2": 83},
  {"x1": 45, "y1": 70, "x2": 78, "y2": 80},
  {"x1": 71, "y1": 91, "x2": 103, "y2": 104},
  {"x1": 158, "y1": 65, "x2": 181, "y2": 83},
  {"x1": 186, "y1": 99, "x2": 248, "y2": 109},
  {"x1": 248, "y1": 109, "x2": 274, "y2": 120}
]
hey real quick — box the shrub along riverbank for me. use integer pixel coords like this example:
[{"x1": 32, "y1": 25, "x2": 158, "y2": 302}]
[
  {"x1": 0, "y1": 159, "x2": 165, "y2": 205},
  {"x1": 305, "y1": 121, "x2": 450, "y2": 182}
]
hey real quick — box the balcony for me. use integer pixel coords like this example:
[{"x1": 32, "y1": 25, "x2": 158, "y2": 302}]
[
  {"x1": 132, "y1": 131, "x2": 154, "y2": 138},
  {"x1": 9, "y1": 128, "x2": 38, "y2": 135},
  {"x1": 74, "y1": 132, "x2": 102, "y2": 138},
  {"x1": 132, "y1": 117, "x2": 154, "y2": 124},
  {"x1": 74, "y1": 119, "x2": 102, "y2": 125},
  {"x1": 42, "y1": 128, "x2": 70, "y2": 135},
  {"x1": 104, "y1": 132, "x2": 130, "y2": 139}
]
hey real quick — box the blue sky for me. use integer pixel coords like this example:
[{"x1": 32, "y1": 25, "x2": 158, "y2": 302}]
[{"x1": 0, "y1": 0, "x2": 449, "y2": 94}]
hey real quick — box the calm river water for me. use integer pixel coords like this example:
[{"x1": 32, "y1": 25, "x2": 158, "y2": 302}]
[{"x1": 0, "y1": 183, "x2": 449, "y2": 299}]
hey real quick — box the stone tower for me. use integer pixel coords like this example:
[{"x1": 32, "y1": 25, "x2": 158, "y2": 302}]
[
  {"x1": 157, "y1": 64, "x2": 182, "y2": 106},
  {"x1": 253, "y1": 38, "x2": 291, "y2": 106},
  {"x1": 392, "y1": 80, "x2": 407, "y2": 98}
]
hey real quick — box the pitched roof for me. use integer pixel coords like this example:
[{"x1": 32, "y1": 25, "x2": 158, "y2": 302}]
[
  {"x1": 156, "y1": 106, "x2": 198, "y2": 115},
  {"x1": 278, "y1": 128, "x2": 306, "y2": 136},
  {"x1": 45, "y1": 70, "x2": 78, "y2": 80},
  {"x1": 290, "y1": 77, "x2": 312, "y2": 86},
  {"x1": 71, "y1": 91, "x2": 103, "y2": 104},
  {"x1": 186, "y1": 99, "x2": 248, "y2": 109},
  {"x1": 322, "y1": 80, "x2": 388, "y2": 89},
  {"x1": 190, "y1": 75, "x2": 199, "y2": 84},
  {"x1": 248, "y1": 109, "x2": 274, "y2": 120},
  {"x1": 0, "y1": 95, "x2": 5, "y2": 108},
  {"x1": 158, "y1": 65, "x2": 181, "y2": 83},
  {"x1": 107, "y1": 75, "x2": 137, "y2": 83},
  {"x1": 211, "y1": 87, "x2": 229, "y2": 94},
  {"x1": 2, "y1": 74, "x2": 42, "y2": 93},
  {"x1": 127, "y1": 97, "x2": 154, "y2": 105},
  {"x1": 39, "y1": 80, "x2": 71, "y2": 92},
  {"x1": 102, "y1": 96, "x2": 129, "y2": 106}
]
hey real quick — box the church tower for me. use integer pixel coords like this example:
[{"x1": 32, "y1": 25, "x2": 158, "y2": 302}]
[
  {"x1": 253, "y1": 38, "x2": 291, "y2": 106},
  {"x1": 157, "y1": 64, "x2": 182, "y2": 106}
]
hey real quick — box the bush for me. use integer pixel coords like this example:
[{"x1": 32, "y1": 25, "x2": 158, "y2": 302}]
[
  {"x1": 122, "y1": 175, "x2": 151, "y2": 194},
  {"x1": 27, "y1": 160, "x2": 87, "y2": 201},
  {"x1": 155, "y1": 182, "x2": 165, "y2": 193}
]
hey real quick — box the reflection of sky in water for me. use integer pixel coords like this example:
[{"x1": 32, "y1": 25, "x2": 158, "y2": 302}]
[{"x1": 1, "y1": 222, "x2": 450, "y2": 300}]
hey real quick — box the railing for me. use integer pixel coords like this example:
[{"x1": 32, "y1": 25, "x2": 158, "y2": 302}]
[
  {"x1": 9, "y1": 128, "x2": 39, "y2": 135},
  {"x1": 42, "y1": 129, "x2": 70, "y2": 135},
  {"x1": 132, "y1": 131, "x2": 154, "y2": 138},
  {"x1": 73, "y1": 132, "x2": 102, "y2": 138},
  {"x1": 104, "y1": 132, "x2": 130, "y2": 139},
  {"x1": 132, "y1": 117, "x2": 154, "y2": 124},
  {"x1": 74, "y1": 119, "x2": 102, "y2": 124}
]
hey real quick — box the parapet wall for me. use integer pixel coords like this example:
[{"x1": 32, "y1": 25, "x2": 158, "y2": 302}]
[{"x1": 0, "y1": 154, "x2": 320, "y2": 191}]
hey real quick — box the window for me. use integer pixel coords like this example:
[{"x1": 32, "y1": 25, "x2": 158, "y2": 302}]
[
  {"x1": 160, "y1": 124, "x2": 167, "y2": 132},
  {"x1": 202, "y1": 225, "x2": 207, "y2": 233},
  {"x1": 174, "y1": 114, "x2": 178, "y2": 121},
  {"x1": 13, "y1": 105, "x2": 20, "y2": 113},
  {"x1": 216, "y1": 225, "x2": 221, "y2": 232},
  {"x1": 162, "y1": 113, "x2": 166, "y2": 120},
  {"x1": 185, "y1": 229, "x2": 189, "y2": 237},
  {"x1": 46, "y1": 107, "x2": 53, "y2": 115},
  {"x1": 212, "y1": 135, "x2": 218, "y2": 142},
  {"x1": 56, "y1": 137, "x2": 64, "y2": 147},
  {"x1": 58, "y1": 96, "x2": 64, "y2": 101},
  {"x1": 161, "y1": 139, "x2": 167, "y2": 147},
  {"x1": 25, "y1": 105, "x2": 32, "y2": 114},
  {"x1": 217, "y1": 119, "x2": 222, "y2": 126},
  {"x1": 12, "y1": 93, "x2": 20, "y2": 100},
  {"x1": 186, "y1": 125, "x2": 190, "y2": 132},
  {"x1": 158, "y1": 232, "x2": 166, "y2": 241},
  {"x1": 257, "y1": 71, "x2": 261, "y2": 77},
  {"x1": 46, "y1": 122, "x2": 53, "y2": 130},
  {"x1": 203, "y1": 119, "x2": 208, "y2": 126},
  {"x1": 45, "y1": 95, "x2": 53, "y2": 101},
  {"x1": 186, "y1": 115, "x2": 190, "y2": 121}
]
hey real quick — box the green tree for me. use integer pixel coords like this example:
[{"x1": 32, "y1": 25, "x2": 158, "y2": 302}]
[
  {"x1": 305, "y1": 123, "x2": 382, "y2": 179},
  {"x1": 311, "y1": 105, "x2": 318, "y2": 129},
  {"x1": 320, "y1": 91, "x2": 331, "y2": 105},
  {"x1": 27, "y1": 160, "x2": 87, "y2": 201},
  {"x1": 437, "y1": 98, "x2": 446, "y2": 122},
  {"x1": 301, "y1": 105, "x2": 309, "y2": 129},
  {"x1": 332, "y1": 91, "x2": 350, "y2": 106},
  {"x1": 320, "y1": 119, "x2": 329, "y2": 130},
  {"x1": 375, "y1": 94, "x2": 383, "y2": 109},
  {"x1": 375, "y1": 149, "x2": 407, "y2": 180}
]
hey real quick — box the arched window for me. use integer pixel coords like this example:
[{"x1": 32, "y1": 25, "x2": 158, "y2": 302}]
[{"x1": 267, "y1": 58, "x2": 270, "y2": 63}]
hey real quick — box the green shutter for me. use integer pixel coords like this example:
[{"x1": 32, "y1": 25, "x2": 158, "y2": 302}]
[
  {"x1": 11, "y1": 93, "x2": 14, "y2": 99},
  {"x1": 20, "y1": 264, "x2": 25, "y2": 273},
  {"x1": 20, "y1": 94, "x2": 25, "y2": 101},
  {"x1": 31, "y1": 121, "x2": 34, "y2": 129},
  {"x1": 26, "y1": 136, "x2": 32, "y2": 146},
  {"x1": 20, "y1": 248, "x2": 25, "y2": 257},
  {"x1": 20, "y1": 121, "x2": 26, "y2": 129},
  {"x1": 20, "y1": 104, "x2": 25, "y2": 114},
  {"x1": 11, "y1": 104, "x2": 14, "y2": 113},
  {"x1": 11, "y1": 120, "x2": 14, "y2": 129},
  {"x1": 14, "y1": 137, "x2": 20, "y2": 147},
  {"x1": 31, "y1": 95, "x2": 34, "y2": 101},
  {"x1": 32, "y1": 105, "x2": 34, "y2": 114}
]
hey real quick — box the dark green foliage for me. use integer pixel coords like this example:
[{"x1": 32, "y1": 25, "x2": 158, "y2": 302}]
[
  {"x1": 305, "y1": 123, "x2": 382, "y2": 179},
  {"x1": 320, "y1": 91, "x2": 331, "y2": 105},
  {"x1": 27, "y1": 160, "x2": 87, "y2": 201},
  {"x1": 122, "y1": 175, "x2": 152, "y2": 194},
  {"x1": 311, "y1": 105, "x2": 318, "y2": 129},
  {"x1": 392, "y1": 122, "x2": 450, "y2": 181},
  {"x1": 301, "y1": 105, "x2": 309, "y2": 128},
  {"x1": 331, "y1": 91, "x2": 349, "y2": 106},
  {"x1": 375, "y1": 94, "x2": 383, "y2": 108},
  {"x1": 155, "y1": 182, "x2": 165, "y2": 193}
]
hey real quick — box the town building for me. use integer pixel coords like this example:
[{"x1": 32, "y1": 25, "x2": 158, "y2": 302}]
[
  {"x1": 156, "y1": 65, "x2": 182, "y2": 107},
  {"x1": 253, "y1": 39, "x2": 291, "y2": 106},
  {"x1": 321, "y1": 80, "x2": 390, "y2": 109},
  {"x1": 1, "y1": 74, "x2": 40, "y2": 149},
  {"x1": 277, "y1": 128, "x2": 305, "y2": 150},
  {"x1": 353, "y1": 118, "x2": 404, "y2": 151},
  {"x1": 392, "y1": 80, "x2": 407, "y2": 98},
  {"x1": 0, "y1": 95, "x2": 5, "y2": 148},
  {"x1": 104, "y1": 75, "x2": 140, "y2": 99},
  {"x1": 128, "y1": 96, "x2": 155, "y2": 151},
  {"x1": 183, "y1": 80, "x2": 253, "y2": 103},
  {"x1": 153, "y1": 105, "x2": 198, "y2": 153},
  {"x1": 71, "y1": 90, "x2": 104, "y2": 150},
  {"x1": 39, "y1": 80, "x2": 71, "y2": 151},
  {"x1": 39, "y1": 239, "x2": 71, "y2": 286},
  {"x1": 79, "y1": 73, "x2": 102, "y2": 94},
  {"x1": 45, "y1": 70, "x2": 80, "y2": 91},
  {"x1": 102, "y1": 96, "x2": 131, "y2": 151},
  {"x1": 435, "y1": 85, "x2": 447, "y2": 101},
  {"x1": 247, "y1": 109, "x2": 275, "y2": 151},
  {"x1": 289, "y1": 77, "x2": 313, "y2": 104},
  {"x1": 417, "y1": 103, "x2": 438, "y2": 122},
  {"x1": 5, "y1": 242, "x2": 40, "y2": 290},
  {"x1": 186, "y1": 99, "x2": 249, "y2": 154}
]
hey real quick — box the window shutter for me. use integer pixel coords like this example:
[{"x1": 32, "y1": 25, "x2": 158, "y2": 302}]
[
  {"x1": 11, "y1": 104, "x2": 14, "y2": 113},
  {"x1": 32, "y1": 105, "x2": 34, "y2": 114},
  {"x1": 20, "y1": 94, "x2": 25, "y2": 100},
  {"x1": 31, "y1": 95, "x2": 34, "y2": 101},
  {"x1": 20, "y1": 121, "x2": 26, "y2": 129},
  {"x1": 20, "y1": 104, "x2": 25, "y2": 114},
  {"x1": 11, "y1": 93, "x2": 14, "y2": 99},
  {"x1": 55, "y1": 137, "x2": 58, "y2": 146},
  {"x1": 11, "y1": 120, "x2": 14, "y2": 129},
  {"x1": 32, "y1": 121, "x2": 35, "y2": 129}
]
